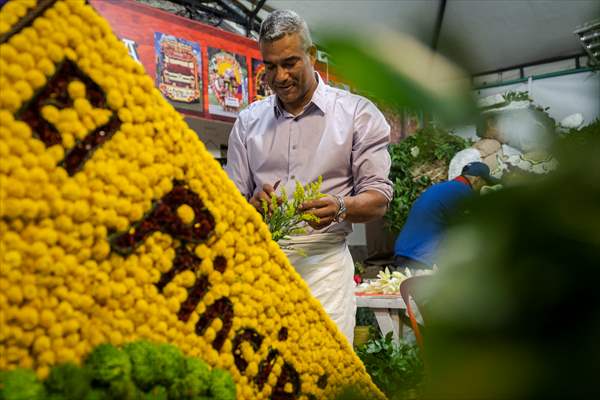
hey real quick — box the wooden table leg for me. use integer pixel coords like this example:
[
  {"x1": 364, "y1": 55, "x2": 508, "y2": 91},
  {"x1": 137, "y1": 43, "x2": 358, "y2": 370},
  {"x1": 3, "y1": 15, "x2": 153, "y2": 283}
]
[
  {"x1": 390, "y1": 309, "x2": 402, "y2": 340},
  {"x1": 373, "y1": 308, "x2": 400, "y2": 344}
]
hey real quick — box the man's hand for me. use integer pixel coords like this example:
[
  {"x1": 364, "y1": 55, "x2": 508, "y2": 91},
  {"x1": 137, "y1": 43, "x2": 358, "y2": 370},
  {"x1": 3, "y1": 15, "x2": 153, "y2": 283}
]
[
  {"x1": 299, "y1": 195, "x2": 340, "y2": 230},
  {"x1": 249, "y1": 182, "x2": 280, "y2": 214},
  {"x1": 298, "y1": 190, "x2": 389, "y2": 228}
]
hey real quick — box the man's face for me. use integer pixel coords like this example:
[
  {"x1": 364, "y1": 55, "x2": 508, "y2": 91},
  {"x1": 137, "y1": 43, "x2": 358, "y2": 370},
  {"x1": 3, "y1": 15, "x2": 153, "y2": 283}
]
[{"x1": 260, "y1": 33, "x2": 316, "y2": 109}]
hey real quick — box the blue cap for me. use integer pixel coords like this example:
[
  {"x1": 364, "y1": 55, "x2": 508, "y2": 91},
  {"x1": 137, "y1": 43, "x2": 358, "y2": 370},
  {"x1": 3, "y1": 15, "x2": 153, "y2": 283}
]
[{"x1": 461, "y1": 162, "x2": 500, "y2": 184}]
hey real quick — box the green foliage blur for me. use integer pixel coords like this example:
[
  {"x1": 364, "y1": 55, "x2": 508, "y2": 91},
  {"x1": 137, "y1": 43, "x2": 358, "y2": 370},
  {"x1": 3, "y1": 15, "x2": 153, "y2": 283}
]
[
  {"x1": 422, "y1": 121, "x2": 600, "y2": 398},
  {"x1": 554, "y1": 118, "x2": 600, "y2": 157},
  {"x1": 0, "y1": 341, "x2": 236, "y2": 400},
  {"x1": 320, "y1": 25, "x2": 599, "y2": 400},
  {"x1": 385, "y1": 125, "x2": 471, "y2": 233},
  {"x1": 355, "y1": 333, "x2": 424, "y2": 400},
  {"x1": 319, "y1": 31, "x2": 476, "y2": 125}
]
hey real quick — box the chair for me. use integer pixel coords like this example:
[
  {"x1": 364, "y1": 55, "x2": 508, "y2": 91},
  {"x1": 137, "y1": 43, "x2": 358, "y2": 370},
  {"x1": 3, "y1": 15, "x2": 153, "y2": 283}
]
[{"x1": 399, "y1": 275, "x2": 432, "y2": 350}]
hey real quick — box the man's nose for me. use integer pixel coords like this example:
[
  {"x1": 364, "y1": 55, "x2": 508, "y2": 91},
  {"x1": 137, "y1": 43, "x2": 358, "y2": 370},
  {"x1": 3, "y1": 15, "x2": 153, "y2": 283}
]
[{"x1": 275, "y1": 65, "x2": 288, "y2": 82}]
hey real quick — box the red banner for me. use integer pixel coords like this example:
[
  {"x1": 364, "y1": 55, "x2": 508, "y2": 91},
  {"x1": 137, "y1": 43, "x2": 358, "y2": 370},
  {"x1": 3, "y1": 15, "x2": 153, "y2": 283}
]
[
  {"x1": 91, "y1": 0, "x2": 339, "y2": 124},
  {"x1": 91, "y1": 0, "x2": 262, "y2": 122}
]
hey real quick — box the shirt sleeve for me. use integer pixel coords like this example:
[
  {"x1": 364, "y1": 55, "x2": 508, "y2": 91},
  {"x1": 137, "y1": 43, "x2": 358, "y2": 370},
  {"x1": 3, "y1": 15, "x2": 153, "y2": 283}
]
[
  {"x1": 351, "y1": 99, "x2": 393, "y2": 201},
  {"x1": 224, "y1": 114, "x2": 254, "y2": 199}
]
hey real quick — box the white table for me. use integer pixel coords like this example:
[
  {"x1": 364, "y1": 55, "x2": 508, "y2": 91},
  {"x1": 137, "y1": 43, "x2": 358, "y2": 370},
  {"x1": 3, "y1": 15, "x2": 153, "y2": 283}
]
[{"x1": 356, "y1": 294, "x2": 408, "y2": 344}]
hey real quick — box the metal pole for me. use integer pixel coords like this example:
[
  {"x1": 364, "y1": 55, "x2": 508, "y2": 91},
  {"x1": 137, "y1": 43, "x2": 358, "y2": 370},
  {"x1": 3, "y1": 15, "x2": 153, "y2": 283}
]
[
  {"x1": 246, "y1": 0, "x2": 266, "y2": 37},
  {"x1": 432, "y1": 0, "x2": 447, "y2": 51}
]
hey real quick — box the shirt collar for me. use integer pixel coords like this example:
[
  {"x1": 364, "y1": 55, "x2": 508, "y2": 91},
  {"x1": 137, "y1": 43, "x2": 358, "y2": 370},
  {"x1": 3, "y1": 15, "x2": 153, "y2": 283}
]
[
  {"x1": 273, "y1": 72, "x2": 327, "y2": 119},
  {"x1": 310, "y1": 73, "x2": 327, "y2": 112},
  {"x1": 453, "y1": 175, "x2": 473, "y2": 189}
]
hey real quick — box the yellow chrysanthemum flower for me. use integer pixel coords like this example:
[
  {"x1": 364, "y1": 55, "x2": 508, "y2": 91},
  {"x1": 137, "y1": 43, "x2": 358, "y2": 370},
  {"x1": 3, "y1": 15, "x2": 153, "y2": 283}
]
[{"x1": 0, "y1": 0, "x2": 384, "y2": 398}]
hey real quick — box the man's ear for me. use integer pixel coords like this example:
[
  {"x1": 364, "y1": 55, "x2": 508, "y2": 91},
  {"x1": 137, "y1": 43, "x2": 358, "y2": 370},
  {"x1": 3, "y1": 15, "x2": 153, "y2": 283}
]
[
  {"x1": 464, "y1": 175, "x2": 478, "y2": 188},
  {"x1": 308, "y1": 45, "x2": 317, "y2": 65},
  {"x1": 475, "y1": 177, "x2": 486, "y2": 190}
]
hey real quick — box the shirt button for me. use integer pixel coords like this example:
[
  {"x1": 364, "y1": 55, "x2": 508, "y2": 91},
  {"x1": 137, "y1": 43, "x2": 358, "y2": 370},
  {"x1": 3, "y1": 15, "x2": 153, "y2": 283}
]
[{"x1": 292, "y1": 145, "x2": 297, "y2": 150}]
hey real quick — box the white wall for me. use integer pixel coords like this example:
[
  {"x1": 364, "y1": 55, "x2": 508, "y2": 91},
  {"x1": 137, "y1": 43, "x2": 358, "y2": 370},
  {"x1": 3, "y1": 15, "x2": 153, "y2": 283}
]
[
  {"x1": 454, "y1": 71, "x2": 599, "y2": 140},
  {"x1": 475, "y1": 71, "x2": 600, "y2": 124}
]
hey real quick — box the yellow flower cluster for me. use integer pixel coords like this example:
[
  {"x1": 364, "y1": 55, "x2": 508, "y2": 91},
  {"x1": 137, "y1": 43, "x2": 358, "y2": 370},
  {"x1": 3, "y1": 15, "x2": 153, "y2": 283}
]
[
  {"x1": 0, "y1": 0, "x2": 37, "y2": 36},
  {"x1": 0, "y1": 1, "x2": 385, "y2": 399}
]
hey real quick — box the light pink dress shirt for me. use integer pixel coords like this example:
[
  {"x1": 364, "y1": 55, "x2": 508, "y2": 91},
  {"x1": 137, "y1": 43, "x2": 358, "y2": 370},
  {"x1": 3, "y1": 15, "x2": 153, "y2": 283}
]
[{"x1": 225, "y1": 74, "x2": 392, "y2": 235}]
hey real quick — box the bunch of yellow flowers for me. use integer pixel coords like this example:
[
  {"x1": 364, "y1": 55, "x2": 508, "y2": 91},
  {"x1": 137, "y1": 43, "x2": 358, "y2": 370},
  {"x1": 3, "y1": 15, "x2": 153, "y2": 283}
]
[{"x1": 0, "y1": 1, "x2": 385, "y2": 399}]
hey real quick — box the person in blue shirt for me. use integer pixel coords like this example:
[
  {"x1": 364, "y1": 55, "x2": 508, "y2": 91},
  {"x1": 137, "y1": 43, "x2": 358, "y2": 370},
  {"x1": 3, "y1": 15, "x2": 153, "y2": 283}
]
[{"x1": 393, "y1": 162, "x2": 499, "y2": 270}]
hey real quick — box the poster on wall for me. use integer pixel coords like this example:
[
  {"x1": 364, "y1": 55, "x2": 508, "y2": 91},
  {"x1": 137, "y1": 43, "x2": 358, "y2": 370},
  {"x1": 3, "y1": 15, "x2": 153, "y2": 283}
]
[
  {"x1": 208, "y1": 48, "x2": 248, "y2": 117},
  {"x1": 154, "y1": 32, "x2": 202, "y2": 112},
  {"x1": 251, "y1": 58, "x2": 274, "y2": 102}
]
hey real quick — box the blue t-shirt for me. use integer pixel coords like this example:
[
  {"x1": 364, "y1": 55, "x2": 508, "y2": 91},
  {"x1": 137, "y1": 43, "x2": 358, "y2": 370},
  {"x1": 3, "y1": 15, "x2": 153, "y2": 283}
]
[{"x1": 394, "y1": 180, "x2": 472, "y2": 266}]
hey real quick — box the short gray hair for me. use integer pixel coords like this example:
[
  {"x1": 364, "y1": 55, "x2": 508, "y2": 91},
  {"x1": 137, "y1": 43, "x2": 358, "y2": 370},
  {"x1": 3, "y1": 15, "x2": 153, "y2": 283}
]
[{"x1": 259, "y1": 10, "x2": 313, "y2": 50}]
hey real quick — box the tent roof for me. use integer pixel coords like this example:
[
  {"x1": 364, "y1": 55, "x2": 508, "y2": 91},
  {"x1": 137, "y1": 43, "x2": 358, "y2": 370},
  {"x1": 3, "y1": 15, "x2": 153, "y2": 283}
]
[{"x1": 261, "y1": 0, "x2": 598, "y2": 73}]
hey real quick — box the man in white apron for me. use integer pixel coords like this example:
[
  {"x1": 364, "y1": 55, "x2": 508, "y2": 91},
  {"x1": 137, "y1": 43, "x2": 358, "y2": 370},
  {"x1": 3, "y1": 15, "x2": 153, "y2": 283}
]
[
  {"x1": 225, "y1": 10, "x2": 392, "y2": 345},
  {"x1": 279, "y1": 233, "x2": 356, "y2": 341}
]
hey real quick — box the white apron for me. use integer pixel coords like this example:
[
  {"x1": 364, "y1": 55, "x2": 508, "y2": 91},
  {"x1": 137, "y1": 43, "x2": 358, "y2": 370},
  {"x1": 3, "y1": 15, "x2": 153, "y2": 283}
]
[{"x1": 281, "y1": 233, "x2": 356, "y2": 345}]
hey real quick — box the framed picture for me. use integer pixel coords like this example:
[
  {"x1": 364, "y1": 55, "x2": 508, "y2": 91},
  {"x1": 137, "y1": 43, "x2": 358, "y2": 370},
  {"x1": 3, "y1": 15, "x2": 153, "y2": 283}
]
[
  {"x1": 154, "y1": 32, "x2": 202, "y2": 112},
  {"x1": 251, "y1": 58, "x2": 274, "y2": 102},
  {"x1": 207, "y1": 48, "x2": 248, "y2": 117}
]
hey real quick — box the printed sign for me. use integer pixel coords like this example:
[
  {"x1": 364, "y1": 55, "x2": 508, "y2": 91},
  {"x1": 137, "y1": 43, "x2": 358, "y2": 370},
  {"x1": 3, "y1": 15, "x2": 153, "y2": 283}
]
[
  {"x1": 208, "y1": 48, "x2": 248, "y2": 117},
  {"x1": 155, "y1": 32, "x2": 202, "y2": 111},
  {"x1": 251, "y1": 58, "x2": 274, "y2": 102},
  {"x1": 120, "y1": 37, "x2": 141, "y2": 63}
]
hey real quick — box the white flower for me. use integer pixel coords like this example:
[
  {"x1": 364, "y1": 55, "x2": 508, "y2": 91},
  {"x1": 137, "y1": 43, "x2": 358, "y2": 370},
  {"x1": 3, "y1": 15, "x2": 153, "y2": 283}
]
[
  {"x1": 517, "y1": 159, "x2": 532, "y2": 171},
  {"x1": 532, "y1": 163, "x2": 546, "y2": 174},
  {"x1": 356, "y1": 267, "x2": 407, "y2": 294},
  {"x1": 560, "y1": 113, "x2": 584, "y2": 129},
  {"x1": 410, "y1": 146, "x2": 420, "y2": 158}
]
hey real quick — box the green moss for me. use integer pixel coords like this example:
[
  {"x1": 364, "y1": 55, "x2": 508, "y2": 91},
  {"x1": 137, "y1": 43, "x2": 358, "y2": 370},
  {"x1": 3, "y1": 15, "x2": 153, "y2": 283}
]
[{"x1": 0, "y1": 368, "x2": 46, "y2": 400}]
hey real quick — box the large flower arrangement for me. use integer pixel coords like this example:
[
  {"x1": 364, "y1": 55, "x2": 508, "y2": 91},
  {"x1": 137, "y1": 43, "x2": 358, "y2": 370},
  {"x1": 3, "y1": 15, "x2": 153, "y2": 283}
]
[{"x1": 0, "y1": 1, "x2": 384, "y2": 399}]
